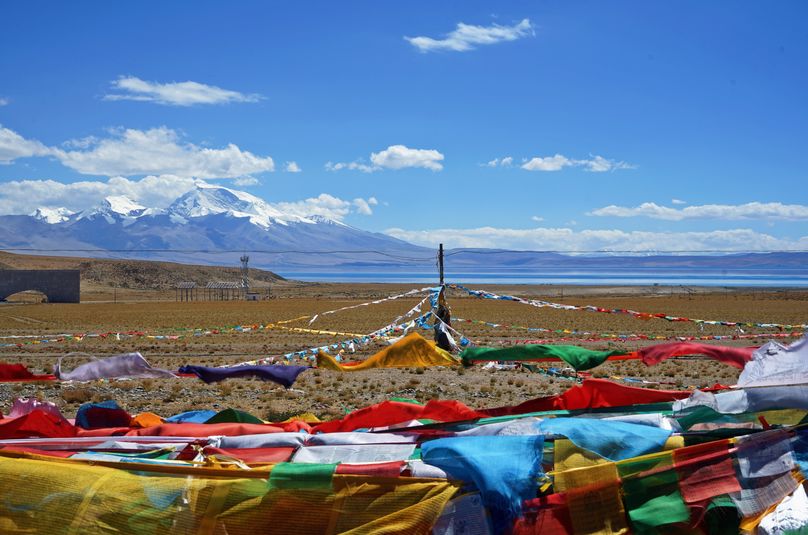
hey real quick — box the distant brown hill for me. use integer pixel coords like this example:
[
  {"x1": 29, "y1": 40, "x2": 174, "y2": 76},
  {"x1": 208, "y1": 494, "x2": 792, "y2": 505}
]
[{"x1": 0, "y1": 251, "x2": 286, "y2": 291}]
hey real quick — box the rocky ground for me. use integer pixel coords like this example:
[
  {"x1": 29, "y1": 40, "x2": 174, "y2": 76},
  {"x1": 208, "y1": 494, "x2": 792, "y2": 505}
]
[{"x1": 1, "y1": 284, "x2": 806, "y2": 421}]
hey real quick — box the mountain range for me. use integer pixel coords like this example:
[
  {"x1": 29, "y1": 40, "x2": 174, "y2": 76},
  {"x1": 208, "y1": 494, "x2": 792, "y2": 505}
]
[
  {"x1": 1, "y1": 183, "x2": 806, "y2": 274},
  {"x1": 0, "y1": 183, "x2": 430, "y2": 269}
]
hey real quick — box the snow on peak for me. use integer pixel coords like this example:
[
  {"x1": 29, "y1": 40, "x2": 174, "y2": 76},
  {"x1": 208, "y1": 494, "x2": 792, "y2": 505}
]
[
  {"x1": 30, "y1": 207, "x2": 75, "y2": 224},
  {"x1": 102, "y1": 195, "x2": 147, "y2": 216},
  {"x1": 167, "y1": 184, "x2": 312, "y2": 227},
  {"x1": 307, "y1": 214, "x2": 348, "y2": 227},
  {"x1": 31, "y1": 184, "x2": 344, "y2": 229},
  {"x1": 75, "y1": 195, "x2": 147, "y2": 223}
]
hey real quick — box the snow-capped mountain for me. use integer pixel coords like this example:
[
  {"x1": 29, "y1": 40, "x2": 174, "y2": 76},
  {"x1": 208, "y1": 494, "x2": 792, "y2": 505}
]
[
  {"x1": 4, "y1": 185, "x2": 808, "y2": 273},
  {"x1": 166, "y1": 183, "x2": 311, "y2": 228},
  {"x1": 0, "y1": 184, "x2": 429, "y2": 268},
  {"x1": 75, "y1": 195, "x2": 151, "y2": 224},
  {"x1": 30, "y1": 207, "x2": 75, "y2": 224}
]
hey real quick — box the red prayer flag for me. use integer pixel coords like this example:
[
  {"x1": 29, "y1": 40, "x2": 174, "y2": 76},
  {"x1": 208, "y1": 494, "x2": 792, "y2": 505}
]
[
  {"x1": 481, "y1": 378, "x2": 695, "y2": 417},
  {"x1": 336, "y1": 460, "x2": 405, "y2": 478},
  {"x1": 638, "y1": 342, "x2": 755, "y2": 369},
  {"x1": 514, "y1": 493, "x2": 574, "y2": 535},
  {"x1": 0, "y1": 410, "x2": 77, "y2": 439},
  {"x1": 314, "y1": 399, "x2": 485, "y2": 433},
  {"x1": 673, "y1": 440, "x2": 741, "y2": 504}
]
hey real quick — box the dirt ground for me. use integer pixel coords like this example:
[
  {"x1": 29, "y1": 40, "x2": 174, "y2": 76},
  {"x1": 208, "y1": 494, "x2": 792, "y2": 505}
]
[{"x1": 1, "y1": 284, "x2": 806, "y2": 421}]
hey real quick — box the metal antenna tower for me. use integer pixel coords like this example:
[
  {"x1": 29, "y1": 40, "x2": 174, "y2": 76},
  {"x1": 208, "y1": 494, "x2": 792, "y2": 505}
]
[{"x1": 240, "y1": 254, "x2": 250, "y2": 293}]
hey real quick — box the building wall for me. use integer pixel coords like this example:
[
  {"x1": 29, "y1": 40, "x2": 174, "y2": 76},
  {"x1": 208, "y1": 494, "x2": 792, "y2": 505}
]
[{"x1": 0, "y1": 270, "x2": 81, "y2": 303}]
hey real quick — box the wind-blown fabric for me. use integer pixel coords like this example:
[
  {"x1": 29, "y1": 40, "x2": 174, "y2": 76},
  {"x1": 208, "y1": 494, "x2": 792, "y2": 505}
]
[
  {"x1": 125, "y1": 420, "x2": 311, "y2": 437},
  {"x1": 539, "y1": 418, "x2": 671, "y2": 461},
  {"x1": 758, "y1": 484, "x2": 808, "y2": 535},
  {"x1": 164, "y1": 410, "x2": 216, "y2": 424},
  {"x1": 313, "y1": 399, "x2": 485, "y2": 433},
  {"x1": 0, "y1": 410, "x2": 77, "y2": 439},
  {"x1": 421, "y1": 435, "x2": 544, "y2": 532},
  {"x1": 179, "y1": 364, "x2": 308, "y2": 388},
  {"x1": 0, "y1": 453, "x2": 459, "y2": 534},
  {"x1": 674, "y1": 337, "x2": 808, "y2": 414},
  {"x1": 460, "y1": 344, "x2": 626, "y2": 371},
  {"x1": 5, "y1": 387, "x2": 808, "y2": 533},
  {"x1": 482, "y1": 378, "x2": 694, "y2": 416},
  {"x1": 737, "y1": 337, "x2": 808, "y2": 387},
  {"x1": 317, "y1": 332, "x2": 458, "y2": 371},
  {"x1": 214, "y1": 432, "x2": 308, "y2": 449},
  {"x1": 618, "y1": 453, "x2": 690, "y2": 534},
  {"x1": 637, "y1": 342, "x2": 756, "y2": 369},
  {"x1": 7, "y1": 398, "x2": 66, "y2": 421},
  {"x1": 306, "y1": 432, "x2": 418, "y2": 445},
  {"x1": 675, "y1": 384, "x2": 808, "y2": 415},
  {"x1": 75, "y1": 400, "x2": 132, "y2": 429},
  {"x1": 291, "y1": 444, "x2": 417, "y2": 464},
  {"x1": 204, "y1": 408, "x2": 264, "y2": 425},
  {"x1": 55, "y1": 352, "x2": 176, "y2": 381},
  {"x1": 0, "y1": 363, "x2": 54, "y2": 382}
]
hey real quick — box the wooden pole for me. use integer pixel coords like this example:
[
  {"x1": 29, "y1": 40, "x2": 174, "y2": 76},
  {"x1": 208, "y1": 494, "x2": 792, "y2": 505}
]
[{"x1": 438, "y1": 243, "x2": 444, "y2": 286}]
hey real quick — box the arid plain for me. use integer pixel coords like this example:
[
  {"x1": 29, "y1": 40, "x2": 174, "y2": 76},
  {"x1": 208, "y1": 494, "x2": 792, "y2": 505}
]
[{"x1": 3, "y1": 278, "x2": 806, "y2": 422}]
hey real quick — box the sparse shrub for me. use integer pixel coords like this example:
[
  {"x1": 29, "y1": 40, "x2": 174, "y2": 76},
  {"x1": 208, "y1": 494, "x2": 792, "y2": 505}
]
[{"x1": 62, "y1": 388, "x2": 94, "y2": 404}]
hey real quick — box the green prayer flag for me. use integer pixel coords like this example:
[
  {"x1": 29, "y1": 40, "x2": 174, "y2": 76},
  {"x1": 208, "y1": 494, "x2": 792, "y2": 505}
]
[
  {"x1": 460, "y1": 345, "x2": 626, "y2": 371},
  {"x1": 705, "y1": 495, "x2": 740, "y2": 535},
  {"x1": 268, "y1": 462, "x2": 337, "y2": 490},
  {"x1": 205, "y1": 408, "x2": 264, "y2": 425},
  {"x1": 619, "y1": 456, "x2": 690, "y2": 534}
]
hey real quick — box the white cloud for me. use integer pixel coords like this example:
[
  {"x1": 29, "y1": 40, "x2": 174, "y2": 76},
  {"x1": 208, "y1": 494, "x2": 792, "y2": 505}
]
[
  {"x1": 406, "y1": 19, "x2": 533, "y2": 53},
  {"x1": 484, "y1": 156, "x2": 513, "y2": 168},
  {"x1": 271, "y1": 193, "x2": 377, "y2": 221},
  {"x1": 0, "y1": 125, "x2": 276, "y2": 179},
  {"x1": 521, "y1": 153, "x2": 634, "y2": 172},
  {"x1": 284, "y1": 161, "x2": 301, "y2": 173},
  {"x1": 56, "y1": 126, "x2": 275, "y2": 178},
  {"x1": 0, "y1": 97, "x2": 9, "y2": 106},
  {"x1": 531, "y1": 215, "x2": 544, "y2": 222},
  {"x1": 233, "y1": 176, "x2": 259, "y2": 187},
  {"x1": 0, "y1": 126, "x2": 53, "y2": 163},
  {"x1": 62, "y1": 135, "x2": 100, "y2": 149},
  {"x1": 325, "y1": 161, "x2": 376, "y2": 173},
  {"x1": 104, "y1": 76, "x2": 263, "y2": 106},
  {"x1": 371, "y1": 145, "x2": 444, "y2": 171},
  {"x1": 589, "y1": 202, "x2": 808, "y2": 221},
  {"x1": 385, "y1": 226, "x2": 808, "y2": 252},
  {"x1": 327, "y1": 144, "x2": 444, "y2": 172},
  {"x1": 671, "y1": 199, "x2": 687, "y2": 205},
  {"x1": 0, "y1": 175, "x2": 197, "y2": 215},
  {"x1": 582, "y1": 155, "x2": 634, "y2": 172},
  {"x1": 521, "y1": 154, "x2": 573, "y2": 171},
  {"x1": 352, "y1": 197, "x2": 377, "y2": 215}
]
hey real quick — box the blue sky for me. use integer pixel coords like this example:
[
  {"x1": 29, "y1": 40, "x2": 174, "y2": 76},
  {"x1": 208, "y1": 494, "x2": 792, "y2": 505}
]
[{"x1": 1, "y1": 1, "x2": 807, "y2": 251}]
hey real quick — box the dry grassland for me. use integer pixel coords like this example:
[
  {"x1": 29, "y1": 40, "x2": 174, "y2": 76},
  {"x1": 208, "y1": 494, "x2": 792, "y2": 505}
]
[{"x1": 1, "y1": 284, "x2": 807, "y2": 421}]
